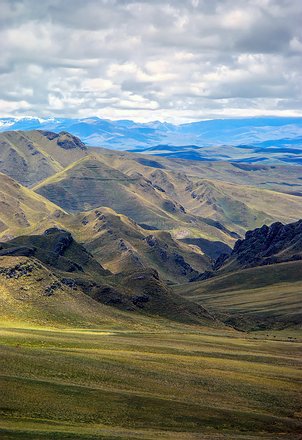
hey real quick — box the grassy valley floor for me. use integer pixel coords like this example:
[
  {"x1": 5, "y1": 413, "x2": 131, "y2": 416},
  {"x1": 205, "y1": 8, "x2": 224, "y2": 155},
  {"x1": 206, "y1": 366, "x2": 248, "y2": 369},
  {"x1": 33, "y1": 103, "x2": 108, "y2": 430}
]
[{"x1": 0, "y1": 322, "x2": 301, "y2": 439}]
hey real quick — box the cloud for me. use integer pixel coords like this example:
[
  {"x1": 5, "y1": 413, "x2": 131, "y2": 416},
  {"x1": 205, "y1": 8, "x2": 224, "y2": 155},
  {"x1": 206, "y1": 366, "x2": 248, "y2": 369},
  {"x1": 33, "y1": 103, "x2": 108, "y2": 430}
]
[{"x1": 0, "y1": 0, "x2": 301, "y2": 122}]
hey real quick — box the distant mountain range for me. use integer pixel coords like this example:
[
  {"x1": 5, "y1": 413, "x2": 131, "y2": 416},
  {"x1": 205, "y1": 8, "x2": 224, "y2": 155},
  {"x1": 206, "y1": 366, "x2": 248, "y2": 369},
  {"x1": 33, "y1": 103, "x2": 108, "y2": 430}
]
[{"x1": 1, "y1": 116, "x2": 302, "y2": 165}]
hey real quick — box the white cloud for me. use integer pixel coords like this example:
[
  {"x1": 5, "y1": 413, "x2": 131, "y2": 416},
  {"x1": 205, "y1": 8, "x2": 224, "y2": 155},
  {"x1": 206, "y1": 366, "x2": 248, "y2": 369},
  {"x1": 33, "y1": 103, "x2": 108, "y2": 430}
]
[{"x1": 0, "y1": 0, "x2": 301, "y2": 122}]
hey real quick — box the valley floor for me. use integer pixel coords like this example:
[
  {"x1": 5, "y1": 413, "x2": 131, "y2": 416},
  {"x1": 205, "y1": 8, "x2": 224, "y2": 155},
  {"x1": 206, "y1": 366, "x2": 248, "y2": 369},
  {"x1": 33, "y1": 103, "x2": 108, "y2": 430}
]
[{"x1": 0, "y1": 323, "x2": 301, "y2": 439}]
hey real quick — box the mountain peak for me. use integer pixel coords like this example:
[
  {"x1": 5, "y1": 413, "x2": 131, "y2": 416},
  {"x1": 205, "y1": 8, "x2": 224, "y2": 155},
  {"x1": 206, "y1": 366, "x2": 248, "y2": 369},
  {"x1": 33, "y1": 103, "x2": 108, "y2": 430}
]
[
  {"x1": 38, "y1": 130, "x2": 87, "y2": 150},
  {"x1": 215, "y1": 219, "x2": 302, "y2": 273}
]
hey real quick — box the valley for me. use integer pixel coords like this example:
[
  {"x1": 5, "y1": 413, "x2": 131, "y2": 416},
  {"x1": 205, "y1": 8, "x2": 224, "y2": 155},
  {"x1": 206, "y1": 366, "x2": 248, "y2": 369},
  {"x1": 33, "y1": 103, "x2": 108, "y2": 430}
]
[
  {"x1": 0, "y1": 129, "x2": 301, "y2": 439},
  {"x1": 1, "y1": 322, "x2": 301, "y2": 440}
]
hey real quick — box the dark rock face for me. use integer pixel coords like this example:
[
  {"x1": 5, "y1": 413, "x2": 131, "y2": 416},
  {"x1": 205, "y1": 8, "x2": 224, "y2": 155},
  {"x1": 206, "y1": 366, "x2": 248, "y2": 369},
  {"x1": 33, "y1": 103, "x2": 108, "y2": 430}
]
[
  {"x1": 153, "y1": 184, "x2": 165, "y2": 192},
  {"x1": 143, "y1": 235, "x2": 198, "y2": 278},
  {"x1": 56, "y1": 132, "x2": 87, "y2": 150},
  {"x1": 190, "y1": 270, "x2": 214, "y2": 282},
  {"x1": 131, "y1": 294, "x2": 150, "y2": 307},
  {"x1": 61, "y1": 278, "x2": 78, "y2": 290},
  {"x1": 231, "y1": 220, "x2": 302, "y2": 268},
  {"x1": 193, "y1": 219, "x2": 302, "y2": 281},
  {"x1": 144, "y1": 235, "x2": 159, "y2": 247},
  {"x1": 213, "y1": 253, "x2": 230, "y2": 270},
  {"x1": 0, "y1": 228, "x2": 105, "y2": 275},
  {"x1": 162, "y1": 200, "x2": 177, "y2": 212},
  {"x1": 44, "y1": 281, "x2": 62, "y2": 296},
  {"x1": 0, "y1": 246, "x2": 35, "y2": 257},
  {"x1": 39, "y1": 129, "x2": 86, "y2": 149},
  {"x1": 43, "y1": 228, "x2": 73, "y2": 256},
  {"x1": 208, "y1": 219, "x2": 302, "y2": 275},
  {"x1": 39, "y1": 131, "x2": 59, "y2": 140}
]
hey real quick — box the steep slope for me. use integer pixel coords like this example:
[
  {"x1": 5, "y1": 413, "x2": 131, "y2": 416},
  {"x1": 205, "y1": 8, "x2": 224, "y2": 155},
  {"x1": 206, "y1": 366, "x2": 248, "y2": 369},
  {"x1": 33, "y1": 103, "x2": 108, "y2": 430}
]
[
  {"x1": 0, "y1": 173, "x2": 211, "y2": 283},
  {"x1": 175, "y1": 220, "x2": 302, "y2": 329},
  {"x1": 33, "y1": 155, "x2": 236, "y2": 247},
  {"x1": 175, "y1": 261, "x2": 302, "y2": 330},
  {"x1": 0, "y1": 130, "x2": 87, "y2": 186},
  {"x1": 90, "y1": 147, "x2": 302, "y2": 236},
  {"x1": 0, "y1": 229, "x2": 214, "y2": 325},
  {"x1": 181, "y1": 179, "x2": 302, "y2": 235},
  {"x1": 33, "y1": 155, "x2": 183, "y2": 229},
  {"x1": 2, "y1": 129, "x2": 302, "y2": 260},
  {"x1": 0, "y1": 227, "x2": 109, "y2": 278},
  {"x1": 0, "y1": 255, "x2": 134, "y2": 328},
  {"x1": 64, "y1": 207, "x2": 211, "y2": 283},
  {"x1": 0, "y1": 172, "x2": 66, "y2": 239},
  {"x1": 0, "y1": 169, "x2": 218, "y2": 284},
  {"x1": 214, "y1": 219, "x2": 302, "y2": 274}
]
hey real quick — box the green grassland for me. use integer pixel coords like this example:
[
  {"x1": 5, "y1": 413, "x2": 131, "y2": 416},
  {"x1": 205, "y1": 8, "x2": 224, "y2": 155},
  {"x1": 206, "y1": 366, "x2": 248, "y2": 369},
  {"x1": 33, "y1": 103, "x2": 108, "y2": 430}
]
[
  {"x1": 174, "y1": 261, "x2": 302, "y2": 330},
  {"x1": 0, "y1": 130, "x2": 87, "y2": 187},
  {"x1": 0, "y1": 319, "x2": 301, "y2": 439}
]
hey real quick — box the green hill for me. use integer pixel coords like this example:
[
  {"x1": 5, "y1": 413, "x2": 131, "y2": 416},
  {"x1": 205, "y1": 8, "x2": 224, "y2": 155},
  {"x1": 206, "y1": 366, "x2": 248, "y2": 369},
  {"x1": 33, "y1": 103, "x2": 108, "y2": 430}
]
[
  {"x1": 0, "y1": 229, "x2": 214, "y2": 325},
  {"x1": 0, "y1": 130, "x2": 87, "y2": 186},
  {"x1": 64, "y1": 207, "x2": 211, "y2": 283},
  {"x1": 175, "y1": 261, "x2": 302, "y2": 330},
  {"x1": 0, "y1": 172, "x2": 66, "y2": 239},
  {"x1": 175, "y1": 220, "x2": 302, "y2": 330},
  {"x1": 32, "y1": 154, "x2": 235, "y2": 247}
]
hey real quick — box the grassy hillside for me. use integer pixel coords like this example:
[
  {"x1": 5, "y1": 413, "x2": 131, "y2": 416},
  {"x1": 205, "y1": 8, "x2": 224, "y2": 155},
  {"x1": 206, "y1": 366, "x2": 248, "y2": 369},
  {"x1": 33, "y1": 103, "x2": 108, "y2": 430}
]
[
  {"x1": 0, "y1": 320, "x2": 301, "y2": 439},
  {"x1": 2, "y1": 130, "x2": 301, "y2": 250},
  {"x1": 90, "y1": 147, "x2": 302, "y2": 236},
  {"x1": 175, "y1": 261, "x2": 302, "y2": 330},
  {"x1": 141, "y1": 168, "x2": 302, "y2": 236},
  {"x1": 0, "y1": 230, "x2": 214, "y2": 325},
  {"x1": 0, "y1": 172, "x2": 66, "y2": 239},
  {"x1": 181, "y1": 179, "x2": 302, "y2": 234},
  {"x1": 0, "y1": 130, "x2": 87, "y2": 186},
  {"x1": 0, "y1": 256, "x2": 137, "y2": 328},
  {"x1": 64, "y1": 207, "x2": 211, "y2": 283},
  {"x1": 0, "y1": 130, "x2": 302, "y2": 439},
  {"x1": 33, "y1": 155, "x2": 183, "y2": 229},
  {"x1": 0, "y1": 172, "x2": 219, "y2": 284},
  {"x1": 90, "y1": 146, "x2": 302, "y2": 195},
  {"x1": 33, "y1": 155, "x2": 236, "y2": 246}
]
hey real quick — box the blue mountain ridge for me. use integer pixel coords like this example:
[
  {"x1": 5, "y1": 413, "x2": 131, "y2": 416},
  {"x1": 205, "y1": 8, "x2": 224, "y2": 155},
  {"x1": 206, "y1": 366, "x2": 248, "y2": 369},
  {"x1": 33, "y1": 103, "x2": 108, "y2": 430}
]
[{"x1": 1, "y1": 116, "x2": 302, "y2": 165}]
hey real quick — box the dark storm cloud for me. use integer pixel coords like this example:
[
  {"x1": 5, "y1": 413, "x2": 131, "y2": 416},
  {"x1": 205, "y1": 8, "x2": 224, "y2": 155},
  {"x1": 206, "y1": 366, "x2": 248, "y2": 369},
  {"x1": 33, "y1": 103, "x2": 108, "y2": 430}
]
[{"x1": 0, "y1": 0, "x2": 301, "y2": 121}]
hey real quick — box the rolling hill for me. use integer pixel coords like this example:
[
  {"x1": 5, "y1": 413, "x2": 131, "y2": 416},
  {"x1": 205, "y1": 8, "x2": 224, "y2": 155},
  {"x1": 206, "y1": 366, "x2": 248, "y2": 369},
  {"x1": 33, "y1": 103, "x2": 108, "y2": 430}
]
[
  {"x1": 91, "y1": 147, "x2": 302, "y2": 236},
  {"x1": 1, "y1": 129, "x2": 302, "y2": 271},
  {"x1": 64, "y1": 207, "x2": 211, "y2": 283},
  {"x1": 175, "y1": 261, "x2": 302, "y2": 330},
  {"x1": 0, "y1": 170, "x2": 215, "y2": 283},
  {"x1": 0, "y1": 228, "x2": 214, "y2": 325},
  {"x1": 175, "y1": 220, "x2": 302, "y2": 330},
  {"x1": 0, "y1": 130, "x2": 87, "y2": 186},
  {"x1": 32, "y1": 153, "x2": 237, "y2": 246},
  {"x1": 0, "y1": 172, "x2": 66, "y2": 239},
  {"x1": 32, "y1": 154, "x2": 185, "y2": 228}
]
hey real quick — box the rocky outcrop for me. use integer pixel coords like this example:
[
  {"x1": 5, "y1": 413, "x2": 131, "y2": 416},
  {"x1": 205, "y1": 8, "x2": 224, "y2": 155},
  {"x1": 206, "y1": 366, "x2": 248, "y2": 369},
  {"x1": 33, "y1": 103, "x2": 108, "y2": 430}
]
[
  {"x1": 56, "y1": 131, "x2": 87, "y2": 150},
  {"x1": 39, "y1": 130, "x2": 87, "y2": 150},
  {"x1": 0, "y1": 228, "x2": 109, "y2": 275},
  {"x1": 228, "y1": 220, "x2": 302, "y2": 269},
  {"x1": 203, "y1": 219, "x2": 302, "y2": 277}
]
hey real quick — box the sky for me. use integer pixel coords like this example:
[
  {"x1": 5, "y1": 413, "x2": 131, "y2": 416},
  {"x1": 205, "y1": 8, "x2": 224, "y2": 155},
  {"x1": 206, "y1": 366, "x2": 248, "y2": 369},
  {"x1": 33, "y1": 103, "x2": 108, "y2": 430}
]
[{"x1": 1, "y1": 0, "x2": 302, "y2": 123}]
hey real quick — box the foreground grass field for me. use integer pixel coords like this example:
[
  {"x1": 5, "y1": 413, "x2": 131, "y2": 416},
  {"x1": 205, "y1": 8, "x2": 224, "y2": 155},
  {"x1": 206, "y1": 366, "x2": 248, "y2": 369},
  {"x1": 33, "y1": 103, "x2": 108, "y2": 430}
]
[{"x1": 0, "y1": 322, "x2": 301, "y2": 439}]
